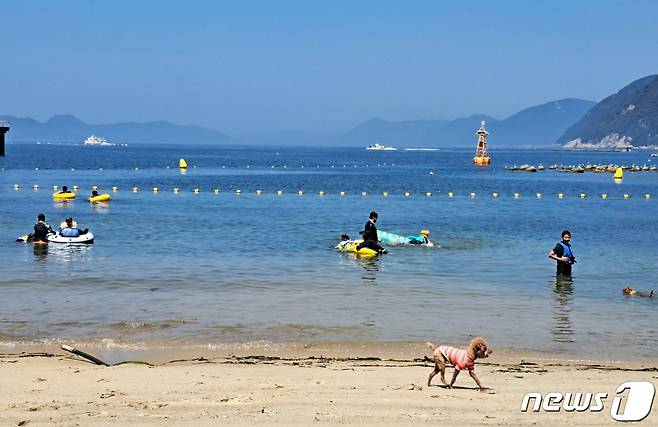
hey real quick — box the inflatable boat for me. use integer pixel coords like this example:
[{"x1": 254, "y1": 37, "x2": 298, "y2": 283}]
[
  {"x1": 53, "y1": 192, "x2": 76, "y2": 200},
  {"x1": 336, "y1": 239, "x2": 379, "y2": 256},
  {"x1": 88, "y1": 193, "x2": 111, "y2": 203},
  {"x1": 47, "y1": 231, "x2": 94, "y2": 244}
]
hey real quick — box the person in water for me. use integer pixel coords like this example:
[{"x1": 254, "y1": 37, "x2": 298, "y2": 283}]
[
  {"x1": 91, "y1": 190, "x2": 99, "y2": 198},
  {"x1": 356, "y1": 211, "x2": 387, "y2": 253},
  {"x1": 33, "y1": 213, "x2": 53, "y2": 243},
  {"x1": 548, "y1": 230, "x2": 575, "y2": 278},
  {"x1": 58, "y1": 186, "x2": 72, "y2": 194},
  {"x1": 623, "y1": 286, "x2": 654, "y2": 297}
]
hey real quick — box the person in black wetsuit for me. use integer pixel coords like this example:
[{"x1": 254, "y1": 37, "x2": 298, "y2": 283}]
[
  {"x1": 33, "y1": 213, "x2": 53, "y2": 243},
  {"x1": 548, "y1": 230, "x2": 576, "y2": 278},
  {"x1": 58, "y1": 186, "x2": 72, "y2": 194},
  {"x1": 356, "y1": 211, "x2": 387, "y2": 253}
]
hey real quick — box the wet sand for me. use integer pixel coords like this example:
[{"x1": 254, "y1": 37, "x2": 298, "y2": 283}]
[{"x1": 2, "y1": 343, "x2": 657, "y2": 426}]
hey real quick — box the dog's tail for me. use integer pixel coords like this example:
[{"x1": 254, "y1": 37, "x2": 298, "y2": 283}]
[{"x1": 426, "y1": 341, "x2": 437, "y2": 352}]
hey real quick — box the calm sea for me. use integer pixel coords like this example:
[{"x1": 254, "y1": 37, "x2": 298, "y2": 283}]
[{"x1": 1, "y1": 143, "x2": 657, "y2": 360}]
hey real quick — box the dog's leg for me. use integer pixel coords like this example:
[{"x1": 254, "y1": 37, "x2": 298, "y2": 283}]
[
  {"x1": 438, "y1": 355, "x2": 448, "y2": 386},
  {"x1": 448, "y1": 368, "x2": 460, "y2": 388},
  {"x1": 469, "y1": 370, "x2": 484, "y2": 389},
  {"x1": 427, "y1": 361, "x2": 440, "y2": 386}
]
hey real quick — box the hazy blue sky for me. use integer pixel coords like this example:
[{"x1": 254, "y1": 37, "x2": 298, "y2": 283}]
[{"x1": 2, "y1": 0, "x2": 658, "y2": 133}]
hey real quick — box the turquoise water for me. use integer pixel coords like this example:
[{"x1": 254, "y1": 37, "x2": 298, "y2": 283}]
[{"x1": 1, "y1": 144, "x2": 657, "y2": 360}]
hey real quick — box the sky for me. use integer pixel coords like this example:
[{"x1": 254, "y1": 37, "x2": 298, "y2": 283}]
[{"x1": 2, "y1": 0, "x2": 658, "y2": 134}]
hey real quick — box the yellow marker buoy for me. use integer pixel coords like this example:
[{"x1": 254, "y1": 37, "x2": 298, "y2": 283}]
[
  {"x1": 514, "y1": 193, "x2": 520, "y2": 199},
  {"x1": 469, "y1": 192, "x2": 476, "y2": 198},
  {"x1": 92, "y1": 185, "x2": 98, "y2": 191},
  {"x1": 179, "y1": 159, "x2": 188, "y2": 169},
  {"x1": 558, "y1": 193, "x2": 564, "y2": 199},
  {"x1": 277, "y1": 190, "x2": 283, "y2": 195},
  {"x1": 536, "y1": 193, "x2": 542, "y2": 198},
  {"x1": 73, "y1": 185, "x2": 79, "y2": 190},
  {"x1": 382, "y1": 191, "x2": 389, "y2": 197},
  {"x1": 339, "y1": 191, "x2": 346, "y2": 196},
  {"x1": 448, "y1": 192, "x2": 454, "y2": 198},
  {"x1": 152, "y1": 187, "x2": 159, "y2": 192},
  {"x1": 52, "y1": 185, "x2": 58, "y2": 190},
  {"x1": 112, "y1": 186, "x2": 118, "y2": 192},
  {"x1": 213, "y1": 188, "x2": 220, "y2": 194},
  {"x1": 132, "y1": 187, "x2": 139, "y2": 192},
  {"x1": 319, "y1": 191, "x2": 325, "y2": 196},
  {"x1": 579, "y1": 193, "x2": 586, "y2": 198},
  {"x1": 613, "y1": 167, "x2": 623, "y2": 180},
  {"x1": 601, "y1": 194, "x2": 608, "y2": 199},
  {"x1": 426, "y1": 192, "x2": 432, "y2": 197},
  {"x1": 298, "y1": 190, "x2": 304, "y2": 195},
  {"x1": 624, "y1": 194, "x2": 630, "y2": 199},
  {"x1": 235, "y1": 189, "x2": 242, "y2": 194},
  {"x1": 13, "y1": 184, "x2": 20, "y2": 189},
  {"x1": 404, "y1": 192, "x2": 411, "y2": 197},
  {"x1": 33, "y1": 184, "x2": 39, "y2": 190},
  {"x1": 173, "y1": 187, "x2": 180, "y2": 193},
  {"x1": 256, "y1": 190, "x2": 262, "y2": 195},
  {"x1": 492, "y1": 192, "x2": 498, "y2": 197},
  {"x1": 193, "y1": 188, "x2": 200, "y2": 193},
  {"x1": 362, "y1": 192, "x2": 368, "y2": 196},
  {"x1": 645, "y1": 194, "x2": 651, "y2": 199}
]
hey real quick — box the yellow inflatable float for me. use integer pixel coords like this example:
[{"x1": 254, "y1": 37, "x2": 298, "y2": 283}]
[
  {"x1": 88, "y1": 194, "x2": 111, "y2": 203},
  {"x1": 53, "y1": 192, "x2": 76, "y2": 200},
  {"x1": 336, "y1": 239, "x2": 379, "y2": 256}
]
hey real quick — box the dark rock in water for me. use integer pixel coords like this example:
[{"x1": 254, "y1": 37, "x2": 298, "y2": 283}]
[{"x1": 558, "y1": 75, "x2": 658, "y2": 149}]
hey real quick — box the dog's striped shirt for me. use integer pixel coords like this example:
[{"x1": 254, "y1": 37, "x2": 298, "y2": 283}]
[{"x1": 438, "y1": 345, "x2": 475, "y2": 371}]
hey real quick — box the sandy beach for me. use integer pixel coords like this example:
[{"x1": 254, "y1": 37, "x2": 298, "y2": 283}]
[{"x1": 2, "y1": 343, "x2": 656, "y2": 426}]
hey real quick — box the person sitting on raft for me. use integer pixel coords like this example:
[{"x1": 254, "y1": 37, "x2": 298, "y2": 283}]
[
  {"x1": 59, "y1": 217, "x2": 88, "y2": 237},
  {"x1": 356, "y1": 211, "x2": 387, "y2": 254},
  {"x1": 58, "y1": 186, "x2": 72, "y2": 194},
  {"x1": 91, "y1": 190, "x2": 99, "y2": 198},
  {"x1": 33, "y1": 213, "x2": 53, "y2": 243}
]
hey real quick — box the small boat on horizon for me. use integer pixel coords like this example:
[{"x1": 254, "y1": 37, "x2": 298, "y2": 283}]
[
  {"x1": 366, "y1": 143, "x2": 397, "y2": 151},
  {"x1": 84, "y1": 135, "x2": 113, "y2": 146}
]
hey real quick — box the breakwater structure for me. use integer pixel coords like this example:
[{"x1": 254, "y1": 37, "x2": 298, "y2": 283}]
[{"x1": 0, "y1": 121, "x2": 9, "y2": 156}]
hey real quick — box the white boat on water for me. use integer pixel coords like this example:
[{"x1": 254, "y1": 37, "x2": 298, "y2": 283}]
[
  {"x1": 366, "y1": 143, "x2": 397, "y2": 151},
  {"x1": 84, "y1": 135, "x2": 113, "y2": 146}
]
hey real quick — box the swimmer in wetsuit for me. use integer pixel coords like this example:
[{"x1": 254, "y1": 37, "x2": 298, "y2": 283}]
[
  {"x1": 33, "y1": 213, "x2": 53, "y2": 243},
  {"x1": 356, "y1": 211, "x2": 387, "y2": 254}
]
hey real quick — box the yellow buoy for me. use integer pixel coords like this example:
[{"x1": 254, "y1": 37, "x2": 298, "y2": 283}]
[
  {"x1": 514, "y1": 193, "x2": 520, "y2": 199},
  {"x1": 382, "y1": 191, "x2": 389, "y2": 197},
  {"x1": 173, "y1": 188, "x2": 180, "y2": 193},
  {"x1": 448, "y1": 192, "x2": 454, "y2": 198},
  {"x1": 277, "y1": 190, "x2": 283, "y2": 195},
  {"x1": 339, "y1": 191, "x2": 346, "y2": 196},
  {"x1": 536, "y1": 193, "x2": 542, "y2": 198},
  {"x1": 579, "y1": 193, "x2": 586, "y2": 198},
  {"x1": 179, "y1": 159, "x2": 188, "y2": 169},
  {"x1": 112, "y1": 186, "x2": 118, "y2": 192},
  {"x1": 298, "y1": 190, "x2": 304, "y2": 195},
  {"x1": 492, "y1": 192, "x2": 498, "y2": 197},
  {"x1": 404, "y1": 192, "x2": 411, "y2": 197},
  {"x1": 558, "y1": 193, "x2": 564, "y2": 199},
  {"x1": 469, "y1": 192, "x2": 476, "y2": 198},
  {"x1": 213, "y1": 188, "x2": 220, "y2": 194},
  {"x1": 193, "y1": 188, "x2": 200, "y2": 193},
  {"x1": 132, "y1": 187, "x2": 139, "y2": 192},
  {"x1": 362, "y1": 192, "x2": 368, "y2": 196},
  {"x1": 13, "y1": 184, "x2": 20, "y2": 189},
  {"x1": 613, "y1": 167, "x2": 623, "y2": 180},
  {"x1": 33, "y1": 184, "x2": 39, "y2": 190},
  {"x1": 601, "y1": 194, "x2": 608, "y2": 199},
  {"x1": 235, "y1": 189, "x2": 242, "y2": 194},
  {"x1": 645, "y1": 194, "x2": 651, "y2": 199},
  {"x1": 319, "y1": 191, "x2": 325, "y2": 196},
  {"x1": 623, "y1": 194, "x2": 630, "y2": 199},
  {"x1": 426, "y1": 192, "x2": 432, "y2": 197},
  {"x1": 152, "y1": 187, "x2": 159, "y2": 192},
  {"x1": 256, "y1": 190, "x2": 262, "y2": 195},
  {"x1": 73, "y1": 185, "x2": 79, "y2": 190}
]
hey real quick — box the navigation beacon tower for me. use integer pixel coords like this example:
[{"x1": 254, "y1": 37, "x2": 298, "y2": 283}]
[
  {"x1": 0, "y1": 121, "x2": 10, "y2": 156},
  {"x1": 473, "y1": 120, "x2": 491, "y2": 165}
]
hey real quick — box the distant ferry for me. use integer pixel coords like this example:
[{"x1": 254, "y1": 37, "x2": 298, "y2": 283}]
[
  {"x1": 366, "y1": 143, "x2": 397, "y2": 151},
  {"x1": 84, "y1": 135, "x2": 113, "y2": 146}
]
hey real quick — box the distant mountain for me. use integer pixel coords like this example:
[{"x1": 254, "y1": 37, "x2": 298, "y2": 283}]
[
  {"x1": 557, "y1": 75, "x2": 658, "y2": 148},
  {"x1": 335, "y1": 99, "x2": 594, "y2": 148},
  {"x1": 489, "y1": 99, "x2": 595, "y2": 147},
  {"x1": 0, "y1": 114, "x2": 230, "y2": 144}
]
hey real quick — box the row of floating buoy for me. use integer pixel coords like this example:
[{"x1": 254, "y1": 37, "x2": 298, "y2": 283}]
[{"x1": 8, "y1": 184, "x2": 652, "y2": 199}]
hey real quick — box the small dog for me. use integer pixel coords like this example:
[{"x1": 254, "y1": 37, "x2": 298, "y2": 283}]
[
  {"x1": 623, "y1": 286, "x2": 654, "y2": 297},
  {"x1": 426, "y1": 337, "x2": 492, "y2": 389}
]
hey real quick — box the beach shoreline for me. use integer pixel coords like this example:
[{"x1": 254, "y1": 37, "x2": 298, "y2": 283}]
[{"x1": 2, "y1": 344, "x2": 657, "y2": 426}]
